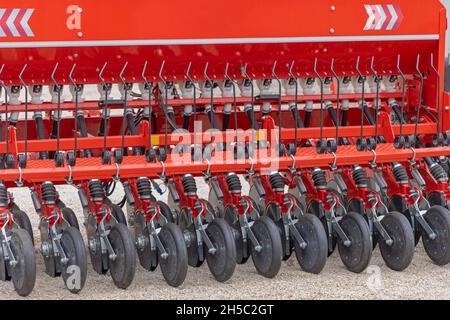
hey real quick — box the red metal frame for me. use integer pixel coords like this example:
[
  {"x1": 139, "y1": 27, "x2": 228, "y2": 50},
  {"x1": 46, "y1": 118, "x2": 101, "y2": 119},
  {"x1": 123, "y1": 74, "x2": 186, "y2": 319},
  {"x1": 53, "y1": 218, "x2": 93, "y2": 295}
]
[{"x1": 0, "y1": 0, "x2": 447, "y2": 191}]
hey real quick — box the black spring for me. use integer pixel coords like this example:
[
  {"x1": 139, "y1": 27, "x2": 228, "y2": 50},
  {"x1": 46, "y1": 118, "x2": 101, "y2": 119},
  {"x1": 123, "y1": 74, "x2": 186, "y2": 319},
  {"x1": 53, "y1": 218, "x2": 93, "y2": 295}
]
[
  {"x1": 352, "y1": 165, "x2": 369, "y2": 187},
  {"x1": 392, "y1": 163, "x2": 409, "y2": 184},
  {"x1": 41, "y1": 182, "x2": 57, "y2": 204},
  {"x1": 88, "y1": 179, "x2": 105, "y2": 201},
  {"x1": 429, "y1": 163, "x2": 448, "y2": 182},
  {"x1": 136, "y1": 177, "x2": 152, "y2": 199},
  {"x1": 312, "y1": 168, "x2": 327, "y2": 189},
  {"x1": 226, "y1": 173, "x2": 242, "y2": 193},
  {"x1": 269, "y1": 172, "x2": 285, "y2": 191},
  {"x1": 0, "y1": 184, "x2": 8, "y2": 207},
  {"x1": 182, "y1": 174, "x2": 197, "y2": 195}
]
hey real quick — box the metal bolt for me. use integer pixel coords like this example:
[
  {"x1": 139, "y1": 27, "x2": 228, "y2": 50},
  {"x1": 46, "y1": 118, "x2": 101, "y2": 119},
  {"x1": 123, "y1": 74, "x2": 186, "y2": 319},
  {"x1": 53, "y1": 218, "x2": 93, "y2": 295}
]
[
  {"x1": 331, "y1": 5, "x2": 336, "y2": 11},
  {"x1": 61, "y1": 257, "x2": 69, "y2": 265},
  {"x1": 77, "y1": 31, "x2": 83, "y2": 38},
  {"x1": 254, "y1": 245, "x2": 263, "y2": 253},
  {"x1": 445, "y1": 106, "x2": 449, "y2": 111},
  {"x1": 183, "y1": 230, "x2": 193, "y2": 247},
  {"x1": 330, "y1": 28, "x2": 335, "y2": 34},
  {"x1": 78, "y1": 7, "x2": 83, "y2": 13},
  {"x1": 160, "y1": 252, "x2": 169, "y2": 260},
  {"x1": 88, "y1": 238, "x2": 97, "y2": 253},
  {"x1": 385, "y1": 239, "x2": 394, "y2": 246},
  {"x1": 343, "y1": 240, "x2": 352, "y2": 247},
  {"x1": 109, "y1": 253, "x2": 117, "y2": 261},
  {"x1": 127, "y1": 214, "x2": 135, "y2": 226},
  {"x1": 40, "y1": 241, "x2": 50, "y2": 257},
  {"x1": 9, "y1": 260, "x2": 18, "y2": 267},
  {"x1": 135, "y1": 235, "x2": 146, "y2": 250}
]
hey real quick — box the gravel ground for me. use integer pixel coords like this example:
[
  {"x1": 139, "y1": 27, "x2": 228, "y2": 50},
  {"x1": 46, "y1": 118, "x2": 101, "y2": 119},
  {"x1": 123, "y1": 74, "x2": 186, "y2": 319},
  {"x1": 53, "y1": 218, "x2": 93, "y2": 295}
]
[{"x1": 1, "y1": 179, "x2": 449, "y2": 300}]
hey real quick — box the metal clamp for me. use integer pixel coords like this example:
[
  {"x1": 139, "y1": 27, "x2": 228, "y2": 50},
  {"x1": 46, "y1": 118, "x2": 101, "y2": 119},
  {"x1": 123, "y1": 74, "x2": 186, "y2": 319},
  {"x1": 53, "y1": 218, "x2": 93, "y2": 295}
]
[
  {"x1": 203, "y1": 158, "x2": 211, "y2": 179},
  {"x1": 15, "y1": 166, "x2": 23, "y2": 187},
  {"x1": 65, "y1": 165, "x2": 73, "y2": 185},
  {"x1": 289, "y1": 154, "x2": 296, "y2": 173},
  {"x1": 247, "y1": 157, "x2": 255, "y2": 176},
  {"x1": 409, "y1": 147, "x2": 417, "y2": 165},
  {"x1": 330, "y1": 152, "x2": 338, "y2": 171},
  {"x1": 113, "y1": 163, "x2": 120, "y2": 182},
  {"x1": 370, "y1": 149, "x2": 377, "y2": 168},
  {"x1": 159, "y1": 161, "x2": 166, "y2": 180}
]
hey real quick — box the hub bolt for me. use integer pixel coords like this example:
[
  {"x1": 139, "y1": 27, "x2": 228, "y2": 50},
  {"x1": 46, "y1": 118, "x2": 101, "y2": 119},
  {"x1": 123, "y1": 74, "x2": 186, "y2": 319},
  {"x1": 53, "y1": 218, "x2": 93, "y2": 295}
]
[
  {"x1": 40, "y1": 241, "x2": 50, "y2": 257},
  {"x1": 136, "y1": 235, "x2": 147, "y2": 250},
  {"x1": 88, "y1": 238, "x2": 97, "y2": 253},
  {"x1": 9, "y1": 260, "x2": 18, "y2": 267},
  {"x1": 160, "y1": 252, "x2": 169, "y2": 260},
  {"x1": 183, "y1": 230, "x2": 193, "y2": 247}
]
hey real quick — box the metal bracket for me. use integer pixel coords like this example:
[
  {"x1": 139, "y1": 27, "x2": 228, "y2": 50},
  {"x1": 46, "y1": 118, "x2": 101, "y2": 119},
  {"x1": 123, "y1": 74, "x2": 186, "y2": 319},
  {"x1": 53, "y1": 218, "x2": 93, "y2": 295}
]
[
  {"x1": 1, "y1": 221, "x2": 17, "y2": 267},
  {"x1": 194, "y1": 202, "x2": 216, "y2": 254},
  {"x1": 15, "y1": 166, "x2": 23, "y2": 187},
  {"x1": 239, "y1": 199, "x2": 262, "y2": 252},
  {"x1": 158, "y1": 161, "x2": 166, "y2": 181},
  {"x1": 98, "y1": 208, "x2": 117, "y2": 260},
  {"x1": 283, "y1": 195, "x2": 307, "y2": 249},
  {"x1": 203, "y1": 158, "x2": 211, "y2": 180},
  {"x1": 247, "y1": 157, "x2": 255, "y2": 176},
  {"x1": 367, "y1": 193, "x2": 393, "y2": 245},
  {"x1": 325, "y1": 195, "x2": 351, "y2": 246},
  {"x1": 148, "y1": 215, "x2": 169, "y2": 260},
  {"x1": 112, "y1": 163, "x2": 120, "y2": 182},
  {"x1": 288, "y1": 154, "x2": 297, "y2": 173},
  {"x1": 330, "y1": 152, "x2": 338, "y2": 171}
]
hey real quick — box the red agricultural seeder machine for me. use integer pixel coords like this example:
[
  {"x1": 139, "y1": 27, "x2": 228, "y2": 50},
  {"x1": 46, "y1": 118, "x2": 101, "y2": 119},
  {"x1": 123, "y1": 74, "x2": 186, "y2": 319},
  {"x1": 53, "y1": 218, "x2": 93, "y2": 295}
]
[{"x1": 0, "y1": 0, "x2": 450, "y2": 296}]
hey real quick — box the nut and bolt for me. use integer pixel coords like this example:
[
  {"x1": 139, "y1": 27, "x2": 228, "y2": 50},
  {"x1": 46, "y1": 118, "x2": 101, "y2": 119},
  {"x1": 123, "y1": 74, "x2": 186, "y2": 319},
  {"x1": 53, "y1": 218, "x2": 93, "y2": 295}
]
[
  {"x1": 135, "y1": 235, "x2": 146, "y2": 250},
  {"x1": 88, "y1": 238, "x2": 97, "y2": 253},
  {"x1": 40, "y1": 241, "x2": 50, "y2": 257}
]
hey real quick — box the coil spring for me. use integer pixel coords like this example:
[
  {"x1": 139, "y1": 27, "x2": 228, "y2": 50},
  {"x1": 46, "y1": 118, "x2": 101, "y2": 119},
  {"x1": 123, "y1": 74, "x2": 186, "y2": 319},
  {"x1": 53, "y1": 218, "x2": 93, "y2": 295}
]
[
  {"x1": 226, "y1": 173, "x2": 242, "y2": 193},
  {"x1": 312, "y1": 169, "x2": 327, "y2": 189},
  {"x1": 89, "y1": 179, "x2": 105, "y2": 200},
  {"x1": 41, "y1": 182, "x2": 57, "y2": 204},
  {"x1": 352, "y1": 166, "x2": 369, "y2": 187},
  {"x1": 182, "y1": 174, "x2": 197, "y2": 195},
  {"x1": 269, "y1": 172, "x2": 285, "y2": 191},
  {"x1": 0, "y1": 184, "x2": 8, "y2": 207},
  {"x1": 137, "y1": 177, "x2": 152, "y2": 199},
  {"x1": 392, "y1": 163, "x2": 409, "y2": 184},
  {"x1": 429, "y1": 163, "x2": 448, "y2": 182}
]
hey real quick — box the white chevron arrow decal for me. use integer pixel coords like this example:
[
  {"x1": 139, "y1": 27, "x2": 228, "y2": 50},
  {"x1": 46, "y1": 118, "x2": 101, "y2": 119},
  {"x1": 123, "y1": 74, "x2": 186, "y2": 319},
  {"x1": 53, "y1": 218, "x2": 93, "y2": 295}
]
[
  {"x1": 0, "y1": 9, "x2": 5, "y2": 37},
  {"x1": 0, "y1": 8, "x2": 35, "y2": 37},
  {"x1": 6, "y1": 8, "x2": 19, "y2": 37},
  {"x1": 21, "y1": 9, "x2": 34, "y2": 37},
  {"x1": 364, "y1": 4, "x2": 402, "y2": 31},
  {"x1": 375, "y1": 5, "x2": 387, "y2": 30},
  {"x1": 386, "y1": 4, "x2": 398, "y2": 30},
  {"x1": 364, "y1": 5, "x2": 376, "y2": 30}
]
